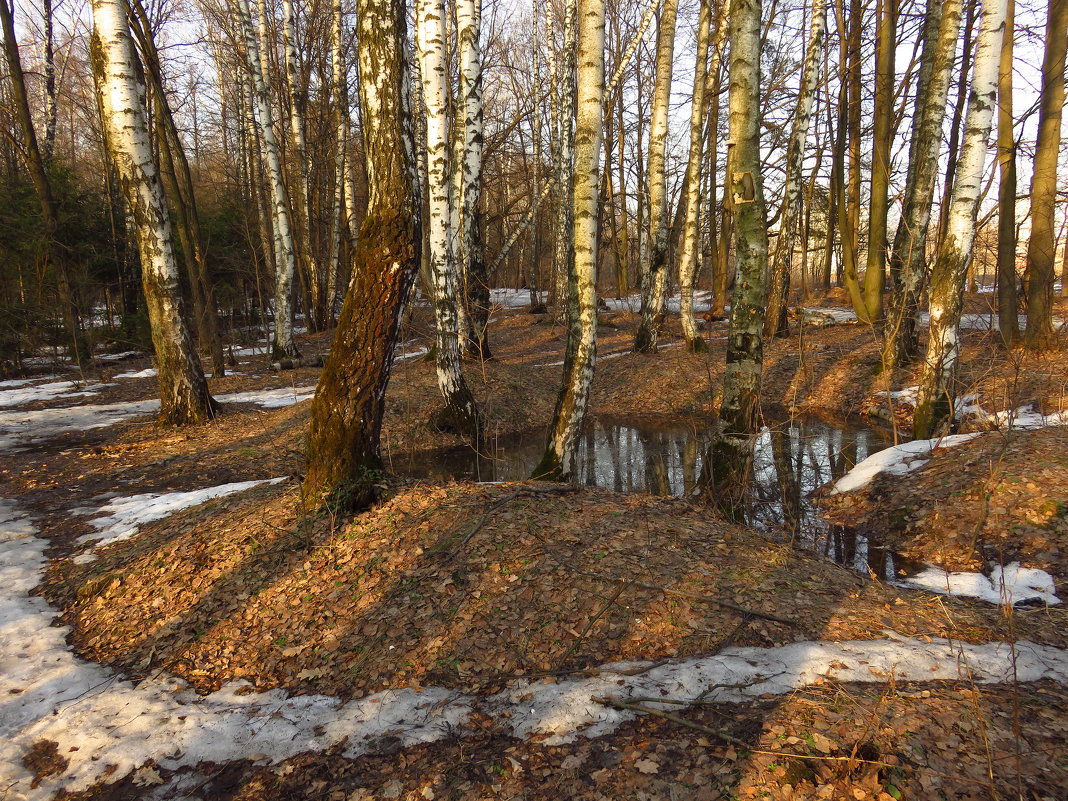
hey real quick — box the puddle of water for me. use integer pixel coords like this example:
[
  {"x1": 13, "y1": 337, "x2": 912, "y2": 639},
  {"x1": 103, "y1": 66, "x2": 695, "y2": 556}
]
[{"x1": 393, "y1": 414, "x2": 915, "y2": 580}]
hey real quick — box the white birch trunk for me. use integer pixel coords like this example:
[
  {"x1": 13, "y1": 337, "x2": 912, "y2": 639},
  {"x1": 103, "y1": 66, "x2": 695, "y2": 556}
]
[
  {"x1": 231, "y1": 0, "x2": 299, "y2": 359},
  {"x1": 90, "y1": 0, "x2": 215, "y2": 424},
  {"x1": 416, "y1": 0, "x2": 481, "y2": 435},
  {"x1": 535, "y1": 0, "x2": 604, "y2": 480},
  {"x1": 634, "y1": 0, "x2": 678, "y2": 353},
  {"x1": 716, "y1": 0, "x2": 770, "y2": 449},
  {"x1": 456, "y1": 0, "x2": 490, "y2": 358},
  {"x1": 883, "y1": 0, "x2": 963, "y2": 369},
  {"x1": 764, "y1": 0, "x2": 828, "y2": 338},
  {"x1": 677, "y1": 0, "x2": 715, "y2": 350},
  {"x1": 914, "y1": 0, "x2": 1006, "y2": 438},
  {"x1": 549, "y1": 0, "x2": 577, "y2": 316}
]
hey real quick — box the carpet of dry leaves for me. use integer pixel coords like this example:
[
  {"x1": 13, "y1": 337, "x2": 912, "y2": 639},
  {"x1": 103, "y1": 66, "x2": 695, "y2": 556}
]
[{"x1": 4, "y1": 294, "x2": 1067, "y2": 800}]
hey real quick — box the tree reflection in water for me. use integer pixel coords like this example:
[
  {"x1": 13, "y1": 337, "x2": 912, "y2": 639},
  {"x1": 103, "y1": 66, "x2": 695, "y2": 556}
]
[{"x1": 398, "y1": 413, "x2": 907, "y2": 578}]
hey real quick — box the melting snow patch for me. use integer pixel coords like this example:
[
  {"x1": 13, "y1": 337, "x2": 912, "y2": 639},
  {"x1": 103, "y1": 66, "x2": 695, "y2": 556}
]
[
  {"x1": 0, "y1": 381, "x2": 111, "y2": 408},
  {"x1": 94, "y1": 350, "x2": 143, "y2": 362},
  {"x1": 901, "y1": 562, "x2": 1060, "y2": 607},
  {"x1": 216, "y1": 387, "x2": 316, "y2": 408},
  {"x1": 0, "y1": 399, "x2": 161, "y2": 453},
  {"x1": 113, "y1": 368, "x2": 157, "y2": 379},
  {"x1": 830, "y1": 433, "x2": 980, "y2": 494},
  {"x1": 74, "y1": 479, "x2": 288, "y2": 558},
  {"x1": 3, "y1": 499, "x2": 1068, "y2": 798}
]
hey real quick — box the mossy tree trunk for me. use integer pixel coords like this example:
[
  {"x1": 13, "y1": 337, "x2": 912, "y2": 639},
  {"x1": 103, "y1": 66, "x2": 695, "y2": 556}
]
[{"x1": 304, "y1": 0, "x2": 421, "y2": 511}]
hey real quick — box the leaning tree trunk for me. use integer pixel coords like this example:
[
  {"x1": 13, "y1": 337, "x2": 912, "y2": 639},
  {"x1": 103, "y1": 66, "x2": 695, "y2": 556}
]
[
  {"x1": 1024, "y1": 0, "x2": 1068, "y2": 350},
  {"x1": 634, "y1": 0, "x2": 679, "y2": 353},
  {"x1": 764, "y1": 0, "x2": 828, "y2": 338},
  {"x1": 913, "y1": 0, "x2": 1006, "y2": 439},
  {"x1": 533, "y1": 0, "x2": 604, "y2": 480},
  {"x1": 456, "y1": 0, "x2": 491, "y2": 359},
  {"x1": 231, "y1": 0, "x2": 299, "y2": 360},
  {"x1": 303, "y1": 0, "x2": 421, "y2": 511},
  {"x1": 89, "y1": 0, "x2": 215, "y2": 425},
  {"x1": 677, "y1": 0, "x2": 715, "y2": 351},
  {"x1": 706, "y1": 0, "x2": 770, "y2": 508},
  {"x1": 416, "y1": 0, "x2": 482, "y2": 438},
  {"x1": 881, "y1": 0, "x2": 963, "y2": 370},
  {"x1": 996, "y1": 0, "x2": 1018, "y2": 347}
]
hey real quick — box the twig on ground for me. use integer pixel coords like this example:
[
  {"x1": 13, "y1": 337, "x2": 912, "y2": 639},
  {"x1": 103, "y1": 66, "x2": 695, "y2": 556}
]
[
  {"x1": 553, "y1": 579, "x2": 627, "y2": 670},
  {"x1": 591, "y1": 695, "x2": 751, "y2": 748},
  {"x1": 454, "y1": 484, "x2": 577, "y2": 554}
]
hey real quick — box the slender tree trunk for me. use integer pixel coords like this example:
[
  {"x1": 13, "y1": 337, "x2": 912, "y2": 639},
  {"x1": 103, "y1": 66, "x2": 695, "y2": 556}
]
[
  {"x1": 634, "y1": 0, "x2": 679, "y2": 353},
  {"x1": 416, "y1": 0, "x2": 482, "y2": 437},
  {"x1": 282, "y1": 0, "x2": 325, "y2": 331},
  {"x1": 90, "y1": 0, "x2": 215, "y2": 424},
  {"x1": 456, "y1": 0, "x2": 491, "y2": 359},
  {"x1": 937, "y1": 0, "x2": 977, "y2": 239},
  {"x1": 1024, "y1": 0, "x2": 1068, "y2": 350},
  {"x1": 707, "y1": 0, "x2": 770, "y2": 505},
  {"x1": 678, "y1": 0, "x2": 715, "y2": 351},
  {"x1": 533, "y1": 0, "x2": 604, "y2": 480},
  {"x1": 764, "y1": 0, "x2": 828, "y2": 337},
  {"x1": 549, "y1": 0, "x2": 576, "y2": 317},
  {"x1": 303, "y1": 0, "x2": 421, "y2": 511},
  {"x1": 914, "y1": 0, "x2": 1006, "y2": 439},
  {"x1": 882, "y1": 0, "x2": 964, "y2": 370},
  {"x1": 995, "y1": 0, "x2": 1019, "y2": 345},
  {"x1": 838, "y1": 0, "x2": 868, "y2": 318},
  {"x1": 43, "y1": 0, "x2": 57, "y2": 161},
  {"x1": 860, "y1": 0, "x2": 898, "y2": 323},
  {"x1": 231, "y1": 0, "x2": 299, "y2": 359}
]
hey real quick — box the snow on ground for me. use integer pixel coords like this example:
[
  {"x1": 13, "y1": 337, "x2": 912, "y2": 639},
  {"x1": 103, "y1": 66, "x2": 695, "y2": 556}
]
[
  {"x1": 0, "y1": 380, "x2": 111, "y2": 408},
  {"x1": 901, "y1": 562, "x2": 1061, "y2": 607},
  {"x1": 833, "y1": 403, "x2": 1068, "y2": 495},
  {"x1": 875, "y1": 386, "x2": 984, "y2": 421},
  {"x1": 72, "y1": 479, "x2": 288, "y2": 563},
  {"x1": 0, "y1": 400, "x2": 161, "y2": 453},
  {"x1": 113, "y1": 368, "x2": 157, "y2": 379},
  {"x1": 216, "y1": 386, "x2": 316, "y2": 408},
  {"x1": 0, "y1": 376, "x2": 66, "y2": 389},
  {"x1": 94, "y1": 350, "x2": 143, "y2": 362},
  {"x1": 4, "y1": 496, "x2": 1068, "y2": 799},
  {"x1": 830, "y1": 433, "x2": 981, "y2": 494}
]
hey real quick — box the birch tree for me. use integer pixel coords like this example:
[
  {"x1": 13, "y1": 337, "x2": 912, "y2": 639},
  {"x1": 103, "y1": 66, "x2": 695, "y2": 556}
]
[
  {"x1": 881, "y1": 0, "x2": 963, "y2": 370},
  {"x1": 677, "y1": 0, "x2": 714, "y2": 351},
  {"x1": 89, "y1": 0, "x2": 216, "y2": 424},
  {"x1": 633, "y1": 0, "x2": 678, "y2": 353},
  {"x1": 230, "y1": 0, "x2": 300, "y2": 360},
  {"x1": 913, "y1": 0, "x2": 1006, "y2": 438},
  {"x1": 456, "y1": 0, "x2": 491, "y2": 359},
  {"x1": 416, "y1": 0, "x2": 482, "y2": 438},
  {"x1": 996, "y1": 0, "x2": 1018, "y2": 346},
  {"x1": 764, "y1": 0, "x2": 828, "y2": 339},
  {"x1": 1023, "y1": 0, "x2": 1068, "y2": 350},
  {"x1": 304, "y1": 0, "x2": 420, "y2": 510},
  {"x1": 707, "y1": 0, "x2": 770, "y2": 493},
  {"x1": 533, "y1": 0, "x2": 604, "y2": 480}
]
